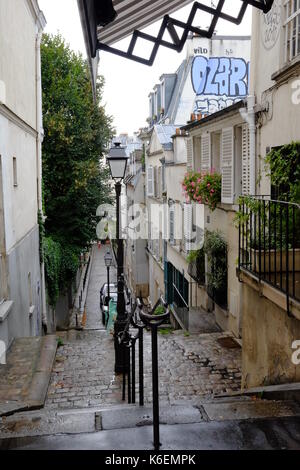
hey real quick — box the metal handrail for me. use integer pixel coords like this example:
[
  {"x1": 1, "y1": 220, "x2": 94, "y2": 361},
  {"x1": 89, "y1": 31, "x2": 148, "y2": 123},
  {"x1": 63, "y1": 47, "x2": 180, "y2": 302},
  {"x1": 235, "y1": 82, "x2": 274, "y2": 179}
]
[{"x1": 239, "y1": 196, "x2": 300, "y2": 316}]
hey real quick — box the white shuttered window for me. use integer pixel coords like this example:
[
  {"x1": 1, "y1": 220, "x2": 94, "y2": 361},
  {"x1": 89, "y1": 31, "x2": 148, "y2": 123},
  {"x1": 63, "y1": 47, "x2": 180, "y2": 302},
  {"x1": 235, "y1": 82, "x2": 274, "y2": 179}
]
[
  {"x1": 221, "y1": 127, "x2": 235, "y2": 204},
  {"x1": 242, "y1": 124, "x2": 250, "y2": 196},
  {"x1": 147, "y1": 166, "x2": 154, "y2": 196},
  {"x1": 169, "y1": 205, "x2": 175, "y2": 245},
  {"x1": 184, "y1": 204, "x2": 193, "y2": 253},
  {"x1": 201, "y1": 133, "x2": 211, "y2": 172},
  {"x1": 186, "y1": 137, "x2": 193, "y2": 171}
]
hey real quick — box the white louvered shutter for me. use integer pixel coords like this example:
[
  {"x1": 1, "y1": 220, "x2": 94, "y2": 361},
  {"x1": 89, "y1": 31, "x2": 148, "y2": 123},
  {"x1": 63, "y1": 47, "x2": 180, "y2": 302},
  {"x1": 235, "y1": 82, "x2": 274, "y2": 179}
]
[
  {"x1": 147, "y1": 166, "x2": 154, "y2": 196},
  {"x1": 184, "y1": 204, "x2": 193, "y2": 252},
  {"x1": 242, "y1": 124, "x2": 250, "y2": 196},
  {"x1": 186, "y1": 137, "x2": 193, "y2": 171},
  {"x1": 169, "y1": 206, "x2": 175, "y2": 245},
  {"x1": 154, "y1": 166, "x2": 158, "y2": 198},
  {"x1": 221, "y1": 127, "x2": 235, "y2": 204},
  {"x1": 158, "y1": 166, "x2": 162, "y2": 198},
  {"x1": 201, "y1": 133, "x2": 211, "y2": 172}
]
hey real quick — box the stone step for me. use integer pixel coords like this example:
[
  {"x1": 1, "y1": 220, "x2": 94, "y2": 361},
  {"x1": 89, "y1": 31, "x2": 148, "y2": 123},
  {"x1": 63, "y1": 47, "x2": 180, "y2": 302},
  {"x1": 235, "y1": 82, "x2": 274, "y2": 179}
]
[
  {"x1": 1, "y1": 397, "x2": 299, "y2": 440},
  {"x1": 0, "y1": 335, "x2": 57, "y2": 417},
  {"x1": 215, "y1": 382, "x2": 300, "y2": 403}
]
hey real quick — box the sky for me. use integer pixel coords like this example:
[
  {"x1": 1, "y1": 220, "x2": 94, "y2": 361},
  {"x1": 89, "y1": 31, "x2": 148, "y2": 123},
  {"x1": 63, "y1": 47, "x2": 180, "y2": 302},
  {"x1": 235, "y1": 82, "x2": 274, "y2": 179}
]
[{"x1": 38, "y1": 0, "x2": 252, "y2": 136}]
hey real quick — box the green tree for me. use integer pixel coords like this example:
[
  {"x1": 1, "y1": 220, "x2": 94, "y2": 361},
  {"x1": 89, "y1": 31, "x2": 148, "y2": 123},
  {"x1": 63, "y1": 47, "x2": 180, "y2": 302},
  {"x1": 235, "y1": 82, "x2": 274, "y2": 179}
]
[{"x1": 41, "y1": 34, "x2": 114, "y2": 305}]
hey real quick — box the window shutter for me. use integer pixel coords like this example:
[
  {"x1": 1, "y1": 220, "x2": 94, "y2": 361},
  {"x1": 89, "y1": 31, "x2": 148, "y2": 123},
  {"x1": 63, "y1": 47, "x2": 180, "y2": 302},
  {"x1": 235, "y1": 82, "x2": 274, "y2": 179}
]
[
  {"x1": 169, "y1": 206, "x2": 175, "y2": 245},
  {"x1": 154, "y1": 166, "x2": 158, "y2": 198},
  {"x1": 201, "y1": 133, "x2": 211, "y2": 172},
  {"x1": 184, "y1": 204, "x2": 193, "y2": 252},
  {"x1": 147, "y1": 166, "x2": 154, "y2": 196},
  {"x1": 221, "y1": 127, "x2": 234, "y2": 204},
  {"x1": 158, "y1": 166, "x2": 162, "y2": 198},
  {"x1": 242, "y1": 124, "x2": 250, "y2": 196},
  {"x1": 186, "y1": 137, "x2": 193, "y2": 171},
  {"x1": 161, "y1": 165, "x2": 166, "y2": 193}
]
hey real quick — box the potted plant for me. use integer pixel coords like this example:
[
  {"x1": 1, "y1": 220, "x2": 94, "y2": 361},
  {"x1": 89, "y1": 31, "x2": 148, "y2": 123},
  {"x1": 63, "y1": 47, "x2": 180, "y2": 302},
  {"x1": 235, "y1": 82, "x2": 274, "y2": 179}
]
[{"x1": 182, "y1": 169, "x2": 222, "y2": 211}]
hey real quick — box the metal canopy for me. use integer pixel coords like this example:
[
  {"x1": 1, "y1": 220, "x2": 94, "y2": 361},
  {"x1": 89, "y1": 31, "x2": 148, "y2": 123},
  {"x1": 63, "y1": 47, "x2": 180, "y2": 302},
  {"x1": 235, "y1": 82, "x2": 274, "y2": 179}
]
[{"x1": 79, "y1": 1, "x2": 275, "y2": 66}]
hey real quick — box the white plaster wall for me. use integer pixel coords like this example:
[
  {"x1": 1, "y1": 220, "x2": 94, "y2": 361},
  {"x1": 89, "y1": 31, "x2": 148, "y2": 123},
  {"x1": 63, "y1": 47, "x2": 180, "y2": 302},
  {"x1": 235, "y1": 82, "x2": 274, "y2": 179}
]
[
  {"x1": 0, "y1": 117, "x2": 37, "y2": 252},
  {"x1": 0, "y1": 0, "x2": 37, "y2": 128}
]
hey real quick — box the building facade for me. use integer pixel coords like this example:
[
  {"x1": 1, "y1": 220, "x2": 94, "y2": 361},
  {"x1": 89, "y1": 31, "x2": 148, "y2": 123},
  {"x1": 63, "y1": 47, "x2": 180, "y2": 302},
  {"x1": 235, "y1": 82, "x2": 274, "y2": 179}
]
[
  {"x1": 0, "y1": 0, "x2": 46, "y2": 348},
  {"x1": 238, "y1": 0, "x2": 300, "y2": 388},
  {"x1": 124, "y1": 147, "x2": 149, "y2": 299}
]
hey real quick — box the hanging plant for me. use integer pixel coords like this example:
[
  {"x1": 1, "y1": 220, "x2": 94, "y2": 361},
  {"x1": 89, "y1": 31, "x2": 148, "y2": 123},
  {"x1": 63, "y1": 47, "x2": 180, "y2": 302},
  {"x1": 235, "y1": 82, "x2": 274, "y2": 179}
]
[{"x1": 182, "y1": 169, "x2": 221, "y2": 211}]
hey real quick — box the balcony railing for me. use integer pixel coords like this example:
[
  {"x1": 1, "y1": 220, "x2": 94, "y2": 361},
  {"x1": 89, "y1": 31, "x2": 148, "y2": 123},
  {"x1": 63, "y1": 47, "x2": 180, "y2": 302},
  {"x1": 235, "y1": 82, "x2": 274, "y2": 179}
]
[{"x1": 238, "y1": 196, "x2": 300, "y2": 314}]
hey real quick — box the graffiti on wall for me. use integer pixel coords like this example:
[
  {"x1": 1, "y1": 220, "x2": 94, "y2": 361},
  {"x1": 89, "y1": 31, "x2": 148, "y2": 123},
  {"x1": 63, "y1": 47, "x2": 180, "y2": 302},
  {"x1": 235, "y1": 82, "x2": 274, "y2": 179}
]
[{"x1": 191, "y1": 56, "x2": 249, "y2": 114}]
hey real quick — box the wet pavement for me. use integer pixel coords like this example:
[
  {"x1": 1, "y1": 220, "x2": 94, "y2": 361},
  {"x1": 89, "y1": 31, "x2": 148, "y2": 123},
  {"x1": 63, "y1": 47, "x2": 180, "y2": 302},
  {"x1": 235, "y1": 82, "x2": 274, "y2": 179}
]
[
  {"x1": 1, "y1": 243, "x2": 300, "y2": 449},
  {"x1": 1, "y1": 416, "x2": 300, "y2": 450},
  {"x1": 85, "y1": 244, "x2": 117, "y2": 330},
  {"x1": 46, "y1": 244, "x2": 242, "y2": 411}
]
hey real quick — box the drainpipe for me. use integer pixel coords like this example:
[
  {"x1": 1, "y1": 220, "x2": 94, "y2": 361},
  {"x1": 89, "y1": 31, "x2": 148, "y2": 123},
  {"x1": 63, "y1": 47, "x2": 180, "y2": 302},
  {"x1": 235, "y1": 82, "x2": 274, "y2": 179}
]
[
  {"x1": 240, "y1": 95, "x2": 256, "y2": 196},
  {"x1": 35, "y1": 15, "x2": 48, "y2": 333}
]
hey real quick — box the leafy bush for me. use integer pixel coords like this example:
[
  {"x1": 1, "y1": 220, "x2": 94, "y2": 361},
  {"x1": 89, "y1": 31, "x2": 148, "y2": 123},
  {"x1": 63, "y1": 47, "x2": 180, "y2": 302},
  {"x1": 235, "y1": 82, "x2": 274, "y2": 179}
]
[
  {"x1": 266, "y1": 141, "x2": 300, "y2": 203},
  {"x1": 182, "y1": 170, "x2": 221, "y2": 211},
  {"x1": 44, "y1": 237, "x2": 61, "y2": 307},
  {"x1": 204, "y1": 231, "x2": 227, "y2": 307}
]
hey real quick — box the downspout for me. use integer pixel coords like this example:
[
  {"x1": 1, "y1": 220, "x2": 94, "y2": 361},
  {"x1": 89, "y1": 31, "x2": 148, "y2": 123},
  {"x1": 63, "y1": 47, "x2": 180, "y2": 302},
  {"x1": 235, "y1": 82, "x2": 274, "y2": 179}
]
[
  {"x1": 35, "y1": 14, "x2": 48, "y2": 333},
  {"x1": 240, "y1": 95, "x2": 256, "y2": 195}
]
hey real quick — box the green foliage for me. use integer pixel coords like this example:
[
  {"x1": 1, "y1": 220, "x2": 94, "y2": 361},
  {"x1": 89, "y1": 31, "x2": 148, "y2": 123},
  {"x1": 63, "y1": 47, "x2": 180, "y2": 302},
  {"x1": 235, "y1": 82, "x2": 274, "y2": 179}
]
[
  {"x1": 159, "y1": 327, "x2": 173, "y2": 335},
  {"x1": 204, "y1": 231, "x2": 227, "y2": 293},
  {"x1": 43, "y1": 237, "x2": 61, "y2": 306},
  {"x1": 41, "y1": 34, "x2": 114, "y2": 305},
  {"x1": 182, "y1": 170, "x2": 221, "y2": 211},
  {"x1": 154, "y1": 305, "x2": 165, "y2": 316},
  {"x1": 38, "y1": 211, "x2": 45, "y2": 263},
  {"x1": 56, "y1": 336, "x2": 64, "y2": 348},
  {"x1": 266, "y1": 142, "x2": 300, "y2": 202},
  {"x1": 187, "y1": 249, "x2": 204, "y2": 264}
]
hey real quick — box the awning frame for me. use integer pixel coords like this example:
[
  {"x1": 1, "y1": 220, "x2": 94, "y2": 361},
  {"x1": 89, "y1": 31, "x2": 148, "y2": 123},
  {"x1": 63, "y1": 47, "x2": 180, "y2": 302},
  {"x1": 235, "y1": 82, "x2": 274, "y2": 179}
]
[{"x1": 80, "y1": 1, "x2": 275, "y2": 67}]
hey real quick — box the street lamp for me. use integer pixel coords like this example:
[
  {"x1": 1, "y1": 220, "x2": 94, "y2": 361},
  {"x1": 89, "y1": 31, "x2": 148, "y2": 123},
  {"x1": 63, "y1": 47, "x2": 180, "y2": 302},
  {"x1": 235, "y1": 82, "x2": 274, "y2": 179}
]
[
  {"x1": 107, "y1": 142, "x2": 129, "y2": 373},
  {"x1": 104, "y1": 250, "x2": 114, "y2": 326}
]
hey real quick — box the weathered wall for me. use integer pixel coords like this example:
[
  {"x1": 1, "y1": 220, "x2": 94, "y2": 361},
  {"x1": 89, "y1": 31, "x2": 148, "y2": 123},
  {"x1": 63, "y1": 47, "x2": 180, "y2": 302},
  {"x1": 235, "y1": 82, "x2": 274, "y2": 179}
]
[
  {"x1": 7, "y1": 225, "x2": 42, "y2": 340},
  {"x1": 0, "y1": 0, "x2": 44, "y2": 346},
  {"x1": 148, "y1": 254, "x2": 165, "y2": 306},
  {"x1": 242, "y1": 282, "x2": 300, "y2": 388}
]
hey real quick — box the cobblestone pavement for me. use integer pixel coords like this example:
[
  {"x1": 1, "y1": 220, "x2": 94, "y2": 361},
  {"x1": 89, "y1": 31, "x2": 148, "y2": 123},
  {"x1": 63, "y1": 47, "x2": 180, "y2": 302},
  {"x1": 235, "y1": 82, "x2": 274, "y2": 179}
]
[
  {"x1": 45, "y1": 329, "x2": 241, "y2": 409},
  {"x1": 85, "y1": 244, "x2": 117, "y2": 330},
  {"x1": 0, "y1": 338, "x2": 42, "y2": 403},
  {"x1": 45, "y1": 243, "x2": 241, "y2": 410}
]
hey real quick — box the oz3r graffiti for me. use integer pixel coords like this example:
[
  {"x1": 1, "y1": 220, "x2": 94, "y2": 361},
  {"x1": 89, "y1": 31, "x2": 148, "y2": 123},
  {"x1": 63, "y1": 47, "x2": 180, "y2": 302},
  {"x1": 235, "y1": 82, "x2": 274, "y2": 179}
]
[{"x1": 192, "y1": 56, "x2": 249, "y2": 98}]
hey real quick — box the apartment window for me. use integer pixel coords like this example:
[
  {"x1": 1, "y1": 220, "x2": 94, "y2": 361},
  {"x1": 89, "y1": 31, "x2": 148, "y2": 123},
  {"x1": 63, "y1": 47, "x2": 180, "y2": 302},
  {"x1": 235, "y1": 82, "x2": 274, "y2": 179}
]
[
  {"x1": 169, "y1": 204, "x2": 175, "y2": 245},
  {"x1": 284, "y1": 0, "x2": 300, "y2": 62},
  {"x1": 13, "y1": 157, "x2": 18, "y2": 187}
]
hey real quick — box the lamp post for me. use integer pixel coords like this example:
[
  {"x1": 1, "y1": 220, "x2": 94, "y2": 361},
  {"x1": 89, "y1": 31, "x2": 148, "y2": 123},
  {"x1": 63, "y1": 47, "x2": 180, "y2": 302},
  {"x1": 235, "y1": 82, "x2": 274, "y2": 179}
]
[
  {"x1": 107, "y1": 142, "x2": 129, "y2": 373},
  {"x1": 104, "y1": 250, "x2": 113, "y2": 326}
]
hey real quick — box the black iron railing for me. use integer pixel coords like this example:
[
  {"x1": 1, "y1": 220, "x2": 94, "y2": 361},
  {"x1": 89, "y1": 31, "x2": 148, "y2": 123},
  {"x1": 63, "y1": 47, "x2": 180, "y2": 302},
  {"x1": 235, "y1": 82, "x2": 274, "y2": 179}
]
[
  {"x1": 239, "y1": 196, "x2": 300, "y2": 314},
  {"x1": 118, "y1": 296, "x2": 170, "y2": 451}
]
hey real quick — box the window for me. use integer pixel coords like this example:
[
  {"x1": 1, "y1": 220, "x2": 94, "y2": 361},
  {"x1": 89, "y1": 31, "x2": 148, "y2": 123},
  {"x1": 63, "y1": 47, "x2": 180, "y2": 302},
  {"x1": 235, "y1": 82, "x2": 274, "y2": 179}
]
[
  {"x1": 169, "y1": 204, "x2": 175, "y2": 245},
  {"x1": 13, "y1": 157, "x2": 18, "y2": 187},
  {"x1": 147, "y1": 166, "x2": 154, "y2": 196},
  {"x1": 284, "y1": 0, "x2": 300, "y2": 62}
]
